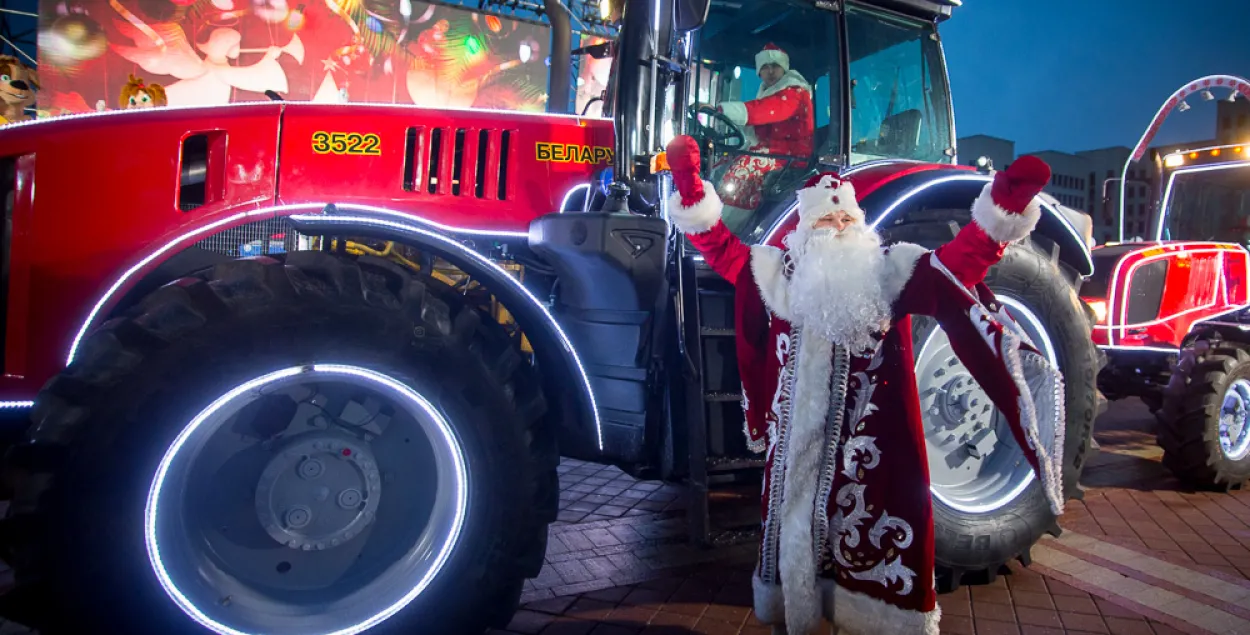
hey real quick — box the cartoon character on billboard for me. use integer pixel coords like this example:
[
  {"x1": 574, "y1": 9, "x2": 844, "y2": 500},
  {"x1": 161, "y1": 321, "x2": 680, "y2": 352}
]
[
  {"x1": 119, "y1": 74, "x2": 167, "y2": 108},
  {"x1": 0, "y1": 55, "x2": 38, "y2": 124}
]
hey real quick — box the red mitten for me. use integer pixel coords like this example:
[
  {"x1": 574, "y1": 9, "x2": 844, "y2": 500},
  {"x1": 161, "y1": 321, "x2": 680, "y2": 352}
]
[
  {"x1": 666, "y1": 135, "x2": 705, "y2": 207},
  {"x1": 969, "y1": 154, "x2": 1050, "y2": 243},
  {"x1": 991, "y1": 155, "x2": 1051, "y2": 214}
]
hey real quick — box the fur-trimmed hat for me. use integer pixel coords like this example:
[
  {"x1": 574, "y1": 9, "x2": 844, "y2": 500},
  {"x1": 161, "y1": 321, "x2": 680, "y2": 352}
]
[
  {"x1": 796, "y1": 172, "x2": 864, "y2": 226},
  {"x1": 755, "y1": 43, "x2": 789, "y2": 74}
]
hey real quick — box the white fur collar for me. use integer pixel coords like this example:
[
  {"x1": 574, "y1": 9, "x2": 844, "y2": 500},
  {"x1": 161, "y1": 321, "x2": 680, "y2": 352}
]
[
  {"x1": 758, "y1": 70, "x2": 812, "y2": 99},
  {"x1": 750, "y1": 241, "x2": 928, "y2": 322}
]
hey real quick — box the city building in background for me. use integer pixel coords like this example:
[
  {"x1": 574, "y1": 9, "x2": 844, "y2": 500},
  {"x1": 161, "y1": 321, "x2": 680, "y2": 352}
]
[
  {"x1": 1217, "y1": 97, "x2": 1250, "y2": 145},
  {"x1": 957, "y1": 134, "x2": 1013, "y2": 170},
  {"x1": 1031, "y1": 150, "x2": 1089, "y2": 212}
]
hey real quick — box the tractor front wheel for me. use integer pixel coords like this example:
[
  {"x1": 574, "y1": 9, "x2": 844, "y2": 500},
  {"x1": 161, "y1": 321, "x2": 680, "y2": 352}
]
[
  {"x1": 0, "y1": 252, "x2": 554, "y2": 634},
  {"x1": 1158, "y1": 339, "x2": 1250, "y2": 489}
]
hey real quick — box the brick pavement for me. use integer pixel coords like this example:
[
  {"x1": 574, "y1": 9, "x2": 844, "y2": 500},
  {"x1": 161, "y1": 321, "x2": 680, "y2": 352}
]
[{"x1": 0, "y1": 397, "x2": 1244, "y2": 634}]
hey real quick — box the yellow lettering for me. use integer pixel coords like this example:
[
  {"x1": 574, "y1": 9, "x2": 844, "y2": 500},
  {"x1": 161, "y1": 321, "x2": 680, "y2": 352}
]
[{"x1": 536, "y1": 143, "x2": 552, "y2": 161}]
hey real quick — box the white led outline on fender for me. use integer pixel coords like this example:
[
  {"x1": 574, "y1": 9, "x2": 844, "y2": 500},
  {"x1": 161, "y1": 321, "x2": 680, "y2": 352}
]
[
  {"x1": 290, "y1": 213, "x2": 605, "y2": 451},
  {"x1": 0, "y1": 401, "x2": 32, "y2": 408},
  {"x1": 65, "y1": 204, "x2": 529, "y2": 366},
  {"x1": 1155, "y1": 160, "x2": 1250, "y2": 241},
  {"x1": 761, "y1": 173, "x2": 1094, "y2": 274},
  {"x1": 144, "y1": 364, "x2": 468, "y2": 635},
  {"x1": 559, "y1": 183, "x2": 591, "y2": 213},
  {"x1": 1097, "y1": 344, "x2": 1183, "y2": 354}
]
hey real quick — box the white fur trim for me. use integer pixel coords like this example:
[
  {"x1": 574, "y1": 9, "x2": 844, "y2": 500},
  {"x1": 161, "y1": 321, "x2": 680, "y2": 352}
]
[
  {"x1": 666, "y1": 179, "x2": 723, "y2": 234},
  {"x1": 880, "y1": 242, "x2": 927, "y2": 307},
  {"x1": 778, "y1": 328, "x2": 834, "y2": 635},
  {"x1": 757, "y1": 48, "x2": 790, "y2": 73},
  {"x1": 720, "y1": 101, "x2": 749, "y2": 127},
  {"x1": 751, "y1": 245, "x2": 791, "y2": 321},
  {"x1": 754, "y1": 574, "x2": 941, "y2": 635},
  {"x1": 970, "y1": 183, "x2": 1042, "y2": 243},
  {"x1": 822, "y1": 583, "x2": 941, "y2": 635},
  {"x1": 758, "y1": 70, "x2": 811, "y2": 100},
  {"x1": 796, "y1": 176, "x2": 864, "y2": 226}
]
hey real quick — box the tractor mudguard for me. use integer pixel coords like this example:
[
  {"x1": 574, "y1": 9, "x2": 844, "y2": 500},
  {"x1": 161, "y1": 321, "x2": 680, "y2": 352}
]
[
  {"x1": 528, "y1": 212, "x2": 671, "y2": 465},
  {"x1": 287, "y1": 210, "x2": 609, "y2": 462}
]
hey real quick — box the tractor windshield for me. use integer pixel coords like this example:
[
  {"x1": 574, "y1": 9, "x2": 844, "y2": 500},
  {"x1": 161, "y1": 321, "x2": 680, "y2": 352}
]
[
  {"x1": 846, "y1": 4, "x2": 953, "y2": 165},
  {"x1": 683, "y1": 0, "x2": 954, "y2": 240},
  {"x1": 1160, "y1": 165, "x2": 1250, "y2": 244}
]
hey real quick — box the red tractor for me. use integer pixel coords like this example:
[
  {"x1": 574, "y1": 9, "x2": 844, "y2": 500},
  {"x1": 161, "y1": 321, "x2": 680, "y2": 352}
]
[
  {"x1": 1081, "y1": 107, "x2": 1250, "y2": 489},
  {"x1": 0, "y1": 0, "x2": 1100, "y2": 633}
]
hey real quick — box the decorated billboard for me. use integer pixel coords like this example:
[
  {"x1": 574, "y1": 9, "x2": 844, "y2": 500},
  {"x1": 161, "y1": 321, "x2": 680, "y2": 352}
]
[{"x1": 35, "y1": 0, "x2": 552, "y2": 115}]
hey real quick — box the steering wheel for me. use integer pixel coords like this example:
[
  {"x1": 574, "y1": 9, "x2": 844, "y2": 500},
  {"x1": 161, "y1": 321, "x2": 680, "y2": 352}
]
[{"x1": 686, "y1": 105, "x2": 746, "y2": 151}]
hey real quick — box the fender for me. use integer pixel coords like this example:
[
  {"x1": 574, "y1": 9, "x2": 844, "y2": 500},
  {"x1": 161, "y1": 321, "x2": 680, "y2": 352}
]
[
  {"x1": 287, "y1": 209, "x2": 604, "y2": 459},
  {"x1": 762, "y1": 162, "x2": 1094, "y2": 277}
]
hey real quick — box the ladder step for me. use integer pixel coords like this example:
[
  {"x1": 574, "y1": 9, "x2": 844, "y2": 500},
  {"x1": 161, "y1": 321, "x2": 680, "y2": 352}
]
[
  {"x1": 703, "y1": 392, "x2": 743, "y2": 402},
  {"x1": 708, "y1": 457, "x2": 766, "y2": 473},
  {"x1": 700, "y1": 327, "x2": 735, "y2": 337}
]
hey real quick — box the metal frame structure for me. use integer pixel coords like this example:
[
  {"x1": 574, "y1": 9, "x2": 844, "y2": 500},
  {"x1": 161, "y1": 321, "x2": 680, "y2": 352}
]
[{"x1": 0, "y1": 0, "x2": 36, "y2": 66}]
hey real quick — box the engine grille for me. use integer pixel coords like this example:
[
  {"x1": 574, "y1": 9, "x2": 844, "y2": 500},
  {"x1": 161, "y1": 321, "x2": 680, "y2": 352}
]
[
  {"x1": 403, "y1": 126, "x2": 514, "y2": 200},
  {"x1": 195, "y1": 217, "x2": 303, "y2": 258}
]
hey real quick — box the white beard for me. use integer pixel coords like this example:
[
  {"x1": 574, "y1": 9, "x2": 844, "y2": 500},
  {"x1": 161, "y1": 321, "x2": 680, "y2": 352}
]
[{"x1": 785, "y1": 223, "x2": 893, "y2": 353}]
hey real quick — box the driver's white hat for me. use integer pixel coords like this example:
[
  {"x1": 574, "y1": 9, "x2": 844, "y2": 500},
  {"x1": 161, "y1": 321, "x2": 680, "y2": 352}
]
[{"x1": 756, "y1": 43, "x2": 790, "y2": 74}]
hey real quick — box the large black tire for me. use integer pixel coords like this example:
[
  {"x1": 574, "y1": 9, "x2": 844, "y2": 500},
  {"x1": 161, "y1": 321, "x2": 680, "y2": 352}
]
[
  {"x1": 882, "y1": 221, "x2": 1099, "y2": 591},
  {"x1": 0, "y1": 252, "x2": 557, "y2": 634},
  {"x1": 1157, "y1": 339, "x2": 1250, "y2": 489}
]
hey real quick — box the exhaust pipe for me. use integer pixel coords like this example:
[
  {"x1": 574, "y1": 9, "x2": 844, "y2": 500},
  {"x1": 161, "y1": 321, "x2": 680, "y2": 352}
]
[{"x1": 545, "y1": 0, "x2": 572, "y2": 114}]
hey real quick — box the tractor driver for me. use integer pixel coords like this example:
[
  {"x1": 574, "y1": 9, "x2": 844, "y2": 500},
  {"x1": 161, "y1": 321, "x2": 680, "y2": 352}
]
[{"x1": 695, "y1": 43, "x2": 815, "y2": 229}]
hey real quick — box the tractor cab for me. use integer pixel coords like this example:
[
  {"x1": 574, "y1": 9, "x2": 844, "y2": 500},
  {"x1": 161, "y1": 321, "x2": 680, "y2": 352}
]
[
  {"x1": 679, "y1": 0, "x2": 957, "y2": 238},
  {"x1": 1155, "y1": 145, "x2": 1250, "y2": 244}
]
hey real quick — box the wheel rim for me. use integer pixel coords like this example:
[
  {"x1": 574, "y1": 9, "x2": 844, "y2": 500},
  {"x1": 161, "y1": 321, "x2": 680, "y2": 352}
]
[
  {"x1": 917, "y1": 296, "x2": 1058, "y2": 514},
  {"x1": 1220, "y1": 379, "x2": 1250, "y2": 461},
  {"x1": 145, "y1": 364, "x2": 469, "y2": 635}
]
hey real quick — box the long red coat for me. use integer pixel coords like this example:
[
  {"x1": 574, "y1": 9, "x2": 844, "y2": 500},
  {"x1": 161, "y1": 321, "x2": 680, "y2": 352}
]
[
  {"x1": 714, "y1": 71, "x2": 815, "y2": 211},
  {"x1": 670, "y1": 184, "x2": 1066, "y2": 634}
]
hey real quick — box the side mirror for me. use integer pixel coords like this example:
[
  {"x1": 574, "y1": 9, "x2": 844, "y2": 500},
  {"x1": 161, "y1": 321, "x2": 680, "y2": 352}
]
[{"x1": 672, "y1": 0, "x2": 710, "y2": 32}]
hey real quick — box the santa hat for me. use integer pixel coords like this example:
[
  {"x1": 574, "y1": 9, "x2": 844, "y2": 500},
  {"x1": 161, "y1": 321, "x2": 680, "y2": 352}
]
[
  {"x1": 795, "y1": 172, "x2": 863, "y2": 226},
  {"x1": 755, "y1": 43, "x2": 790, "y2": 74}
]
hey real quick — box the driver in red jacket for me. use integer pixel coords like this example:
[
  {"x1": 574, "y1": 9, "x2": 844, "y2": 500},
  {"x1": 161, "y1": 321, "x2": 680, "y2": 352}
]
[{"x1": 698, "y1": 43, "x2": 815, "y2": 226}]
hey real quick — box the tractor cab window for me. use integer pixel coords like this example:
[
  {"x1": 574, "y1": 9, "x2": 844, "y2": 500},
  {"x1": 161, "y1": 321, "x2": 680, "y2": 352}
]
[
  {"x1": 846, "y1": 5, "x2": 953, "y2": 165},
  {"x1": 687, "y1": 0, "x2": 841, "y2": 239},
  {"x1": 1161, "y1": 166, "x2": 1250, "y2": 245}
]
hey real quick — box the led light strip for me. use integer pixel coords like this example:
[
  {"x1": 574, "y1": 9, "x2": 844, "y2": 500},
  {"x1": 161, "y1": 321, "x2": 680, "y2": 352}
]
[
  {"x1": 290, "y1": 213, "x2": 604, "y2": 451},
  {"x1": 1113, "y1": 248, "x2": 1227, "y2": 337},
  {"x1": 559, "y1": 183, "x2": 591, "y2": 212},
  {"x1": 0, "y1": 401, "x2": 32, "y2": 408},
  {"x1": 2, "y1": 99, "x2": 606, "y2": 133},
  {"x1": 1155, "y1": 160, "x2": 1250, "y2": 241},
  {"x1": 66, "y1": 204, "x2": 528, "y2": 365},
  {"x1": 144, "y1": 364, "x2": 468, "y2": 635},
  {"x1": 1102, "y1": 244, "x2": 1242, "y2": 345}
]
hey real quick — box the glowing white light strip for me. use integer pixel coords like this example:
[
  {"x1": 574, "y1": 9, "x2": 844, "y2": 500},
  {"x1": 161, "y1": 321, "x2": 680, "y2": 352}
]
[
  {"x1": 864, "y1": 174, "x2": 1094, "y2": 273},
  {"x1": 1116, "y1": 249, "x2": 1226, "y2": 336},
  {"x1": 1155, "y1": 160, "x2": 1250, "y2": 241},
  {"x1": 1097, "y1": 344, "x2": 1181, "y2": 354},
  {"x1": 1119, "y1": 74, "x2": 1250, "y2": 241},
  {"x1": 560, "y1": 183, "x2": 591, "y2": 212},
  {"x1": 1, "y1": 99, "x2": 602, "y2": 133},
  {"x1": 291, "y1": 213, "x2": 604, "y2": 451},
  {"x1": 66, "y1": 204, "x2": 529, "y2": 366},
  {"x1": 921, "y1": 294, "x2": 1052, "y2": 514},
  {"x1": 65, "y1": 209, "x2": 273, "y2": 366},
  {"x1": 0, "y1": 401, "x2": 32, "y2": 408},
  {"x1": 144, "y1": 364, "x2": 468, "y2": 635}
]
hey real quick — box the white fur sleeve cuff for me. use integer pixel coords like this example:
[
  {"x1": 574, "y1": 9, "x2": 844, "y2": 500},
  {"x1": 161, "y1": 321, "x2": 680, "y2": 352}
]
[
  {"x1": 971, "y1": 184, "x2": 1042, "y2": 243},
  {"x1": 719, "y1": 102, "x2": 749, "y2": 127},
  {"x1": 666, "y1": 179, "x2": 723, "y2": 234}
]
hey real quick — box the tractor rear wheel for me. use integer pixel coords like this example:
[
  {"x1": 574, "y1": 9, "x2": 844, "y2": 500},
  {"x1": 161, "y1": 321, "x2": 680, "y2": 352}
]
[
  {"x1": 0, "y1": 252, "x2": 555, "y2": 634},
  {"x1": 883, "y1": 221, "x2": 1098, "y2": 591},
  {"x1": 1157, "y1": 339, "x2": 1250, "y2": 489}
]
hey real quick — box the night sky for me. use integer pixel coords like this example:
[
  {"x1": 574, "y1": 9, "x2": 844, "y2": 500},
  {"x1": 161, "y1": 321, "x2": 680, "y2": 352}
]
[{"x1": 941, "y1": 0, "x2": 1250, "y2": 155}]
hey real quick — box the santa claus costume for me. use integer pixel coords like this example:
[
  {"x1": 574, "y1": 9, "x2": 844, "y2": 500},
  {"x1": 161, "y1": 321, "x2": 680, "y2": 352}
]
[
  {"x1": 712, "y1": 44, "x2": 815, "y2": 213},
  {"x1": 664, "y1": 136, "x2": 1066, "y2": 635}
]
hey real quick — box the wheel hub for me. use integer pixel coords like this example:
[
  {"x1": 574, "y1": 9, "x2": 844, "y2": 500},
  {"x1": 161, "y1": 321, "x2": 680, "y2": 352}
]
[
  {"x1": 932, "y1": 373, "x2": 992, "y2": 435},
  {"x1": 254, "y1": 432, "x2": 383, "y2": 551},
  {"x1": 1220, "y1": 379, "x2": 1250, "y2": 461}
]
